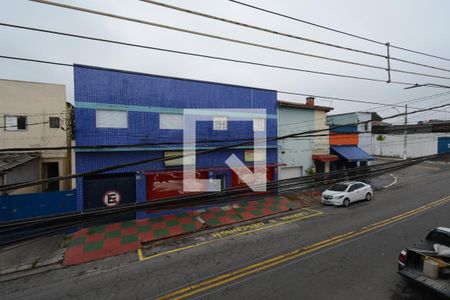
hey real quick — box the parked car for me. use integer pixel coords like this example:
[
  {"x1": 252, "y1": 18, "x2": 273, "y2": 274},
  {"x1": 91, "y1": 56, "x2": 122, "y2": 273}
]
[
  {"x1": 398, "y1": 227, "x2": 450, "y2": 298},
  {"x1": 321, "y1": 181, "x2": 373, "y2": 207}
]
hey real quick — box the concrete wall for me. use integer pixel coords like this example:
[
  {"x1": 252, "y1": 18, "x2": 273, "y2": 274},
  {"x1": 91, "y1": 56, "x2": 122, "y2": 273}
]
[
  {"x1": 0, "y1": 79, "x2": 71, "y2": 191},
  {"x1": 278, "y1": 106, "x2": 315, "y2": 177},
  {"x1": 3, "y1": 159, "x2": 40, "y2": 195},
  {"x1": 372, "y1": 133, "x2": 450, "y2": 158},
  {"x1": 313, "y1": 110, "x2": 330, "y2": 154}
]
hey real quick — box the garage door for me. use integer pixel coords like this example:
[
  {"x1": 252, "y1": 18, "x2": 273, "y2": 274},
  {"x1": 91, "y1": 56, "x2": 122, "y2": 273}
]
[
  {"x1": 279, "y1": 166, "x2": 302, "y2": 180},
  {"x1": 437, "y1": 137, "x2": 450, "y2": 154},
  {"x1": 83, "y1": 173, "x2": 136, "y2": 210}
]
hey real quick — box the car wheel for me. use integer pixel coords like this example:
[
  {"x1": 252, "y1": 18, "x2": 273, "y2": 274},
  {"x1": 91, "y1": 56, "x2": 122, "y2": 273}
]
[
  {"x1": 343, "y1": 198, "x2": 350, "y2": 207},
  {"x1": 365, "y1": 193, "x2": 372, "y2": 201}
]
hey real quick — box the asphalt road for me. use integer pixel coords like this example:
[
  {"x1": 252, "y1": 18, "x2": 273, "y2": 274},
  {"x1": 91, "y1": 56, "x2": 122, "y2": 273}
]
[{"x1": 1, "y1": 160, "x2": 449, "y2": 300}]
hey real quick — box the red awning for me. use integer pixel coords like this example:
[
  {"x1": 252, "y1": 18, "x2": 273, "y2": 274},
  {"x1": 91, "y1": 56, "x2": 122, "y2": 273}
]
[{"x1": 312, "y1": 154, "x2": 339, "y2": 162}]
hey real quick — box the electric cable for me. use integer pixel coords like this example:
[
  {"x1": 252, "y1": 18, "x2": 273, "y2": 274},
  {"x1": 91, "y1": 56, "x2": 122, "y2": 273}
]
[
  {"x1": 1, "y1": 102, "x2": 449, "y2": 192},
  {"x1": 227, "y1": 0, "x2": 450, "y2": 62}
]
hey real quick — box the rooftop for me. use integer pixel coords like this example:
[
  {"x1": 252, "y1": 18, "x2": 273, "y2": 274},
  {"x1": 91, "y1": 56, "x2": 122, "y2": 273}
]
[
  {"x1": 277, "y1": 100, "x2": 333, "y2": 112},
  {"x1": 0, "y1": 152, "x2": 40, "y2": 173}
]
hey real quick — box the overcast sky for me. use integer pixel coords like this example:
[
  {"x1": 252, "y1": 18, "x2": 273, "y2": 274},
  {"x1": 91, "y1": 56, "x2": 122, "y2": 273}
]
[{"x1": 1, "y1": 0, "x2": 450, "y2": 123}]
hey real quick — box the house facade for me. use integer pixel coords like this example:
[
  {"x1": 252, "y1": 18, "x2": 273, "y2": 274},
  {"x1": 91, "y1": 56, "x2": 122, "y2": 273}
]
[
  {"x1": 277, "y1": 97, "x2": 335, "y2": 179},
  {"x1": 74, "y1": 66, "x2": 278, "y2": 212},
  {"x1": 0, "y1": 79, "x2": 71, "y2": 194},
  {"x1": 327, "y1": 112, "x2": 374, "y2": 169}
]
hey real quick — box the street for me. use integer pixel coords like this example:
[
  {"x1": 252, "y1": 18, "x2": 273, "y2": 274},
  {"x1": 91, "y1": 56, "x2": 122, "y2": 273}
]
[
  {"x1": 0, "y1": 160, "x2": 448, "y2": 300},
  {"x1": 2, "y1": 1, "x2": 450, "y2": 299}
]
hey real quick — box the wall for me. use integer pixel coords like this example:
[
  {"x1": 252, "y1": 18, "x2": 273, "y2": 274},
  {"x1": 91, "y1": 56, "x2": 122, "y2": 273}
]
[
  {"x1": 0, "y1": 190, "x2": 77, "y2": 222},
  {"x1": 0, "y1": 79, "x2": 70, "y2": 191},
  {"x1": 278, "y1": 106, "x2": 315, "y2": 176},
  {"x1": 313, "y1": 109, "x2": 330, "y2": 154},
  {"x1": 372, "y1": 133, "x2": 450, "y2": 158},
  {"x1": 327, "y1": 112, "x2": 372, "y2": 154},
  {"x1": 3, "y1": 159, "x2": 40, "y2": 195},
  {"x1": 0, "y1": 79, "x2": 68, "y2": 150},
  {"x1": 74, "y1": 66, "x2": 277, "y2": 147},
  {"x1": 74, "y1": 66, "x2": 278, "y2": 209},
  {"x1": 329, "y1": 133, "x2": 359, "y2": 145}
]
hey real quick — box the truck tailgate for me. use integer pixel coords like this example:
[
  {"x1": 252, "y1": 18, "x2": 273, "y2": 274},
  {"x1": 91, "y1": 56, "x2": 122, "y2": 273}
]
[{"x1": 398, "y1": 268, "x2": 450, "y2": 298}]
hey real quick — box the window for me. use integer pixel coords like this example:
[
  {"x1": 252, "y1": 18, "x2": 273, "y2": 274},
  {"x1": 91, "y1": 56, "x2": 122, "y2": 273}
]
[
  {"x1": 164, "y1": 151, "x2": 195, "y2": 167},
  {"x1": 49, "y1": 117, "x2": 60, "y2": 129},
  {"x1": 160, "y1": 113, "x2": 183, "y2": 130},
  {"x1": 348, "y1": 184, "x2": 362, "y2": 192},
  {"x1": 253, "y1": 118, "x2": 265, "y2": 132},
  {"x1": 96, "y1": 110, "x2": 128, "y2": 128},
  {"x1": 213, "y1": 116, "x2": 227, "y2": 131},
  {"x1": 4, "y1": 115, "x2": 27, "y2": 131},
  {"x1": 244, "y1": 150, "x2": 266, "y2": 162},
  {"x1": 329, "y1": 184, "x2": 349, "y2": 192}
]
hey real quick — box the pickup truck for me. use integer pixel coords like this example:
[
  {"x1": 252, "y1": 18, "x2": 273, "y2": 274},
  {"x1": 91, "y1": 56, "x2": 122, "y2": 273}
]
[{"x1": 398, "y1": 227, "x2": 450, "y2": 298}]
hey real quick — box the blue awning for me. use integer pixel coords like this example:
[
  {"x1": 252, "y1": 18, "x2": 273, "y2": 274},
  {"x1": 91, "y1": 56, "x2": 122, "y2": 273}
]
[{"x1": 331, "y1": 146, "x2": 374, "y2": 162}]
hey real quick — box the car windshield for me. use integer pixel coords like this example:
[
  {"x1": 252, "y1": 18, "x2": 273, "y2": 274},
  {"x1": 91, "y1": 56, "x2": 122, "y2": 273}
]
[{"x1": 328, "y1": 184, "x2": 349, "y2": 191}]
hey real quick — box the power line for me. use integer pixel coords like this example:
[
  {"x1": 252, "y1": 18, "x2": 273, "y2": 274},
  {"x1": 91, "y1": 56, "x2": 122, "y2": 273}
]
[
  {"x1": 140, "y1": 0, "x2": 450, "y2": 76},
  {"x1": 0, "y1": 155, "x2": 438, "y2": 245},
  {"x1": 1, "y1": 102, "x2": 449, "y2": 192},
  {"x1": 0, "y1": 130, "x2": 413, "y2": 152},
  {"x1": 0, "y1": 157, "x2": 428, "y2": 229},
  {"x1": 0, "y1": 52, "x2": 448, "y2": 135},
  {"x1": 1, "y1": 51, "x2": 447, "y2": 123},
  {"x1": 27, "y1": 1, "x2": 450, "y2": 81},
  {"x1": 0, "y1": 121, "x2": 49, "y2": 129},
  {"x1": 0, "y1": 55, "x2": 72, "y2": 67},
  {"x1": 1, "y1": 23, "x2": 449, "y2": 95},
  {"x1": 0, "y1": 112, "x2": 65, "y2": 116},
  {"x1": 140, "y1": 0, "x2": 388, "y2": 58},
  {"x1": 278, "y1": 92, "x2": 450, "y2": 128},
  {"x1": 277, "y1": 92, "x2": 450, "y2": 130},
  {"x1": 0, "y1": 49, "x2": 401, "y2": 86},
  {"x1": 227, "y1": 0, "x2": 450, "y2": 62}
]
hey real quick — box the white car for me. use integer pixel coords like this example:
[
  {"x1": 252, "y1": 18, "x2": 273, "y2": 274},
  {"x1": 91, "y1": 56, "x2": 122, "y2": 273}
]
[{"x1": 321, "y1": 181, "x2": 373, "y2": 207}]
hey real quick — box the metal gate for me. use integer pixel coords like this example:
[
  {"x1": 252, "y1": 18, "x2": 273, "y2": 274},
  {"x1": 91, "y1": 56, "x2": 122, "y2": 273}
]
[
  {"x1": 83, "y1": 173, "x2": 136, "y2": 210},
  {"x1": 437, "y1": 137, "x2": 450, "y2": 154}
]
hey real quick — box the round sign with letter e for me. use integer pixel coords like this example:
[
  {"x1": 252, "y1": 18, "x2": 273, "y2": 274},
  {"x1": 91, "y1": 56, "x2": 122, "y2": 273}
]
[{"x1": 103, "y1": 190, "x2": 121, "y2": 207}]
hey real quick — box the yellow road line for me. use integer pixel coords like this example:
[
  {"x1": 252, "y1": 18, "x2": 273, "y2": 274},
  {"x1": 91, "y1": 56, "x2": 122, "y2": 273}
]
[
  {"x1": 138, "y1": 208, "x2": 323, "y2": 262},
  {"x1": 156, "y1": 196, "x2": 450, "y2": 300}
]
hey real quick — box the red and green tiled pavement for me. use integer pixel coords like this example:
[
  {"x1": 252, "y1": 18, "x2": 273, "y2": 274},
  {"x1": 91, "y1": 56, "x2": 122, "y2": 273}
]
[{"x1": 64, "y1": 196, "x2": 300, "y2": 266}]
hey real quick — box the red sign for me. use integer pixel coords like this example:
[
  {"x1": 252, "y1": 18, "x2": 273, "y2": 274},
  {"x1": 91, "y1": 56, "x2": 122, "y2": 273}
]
[{"x1": 103, "y1": 190, "x2": 121, "y2": 207}]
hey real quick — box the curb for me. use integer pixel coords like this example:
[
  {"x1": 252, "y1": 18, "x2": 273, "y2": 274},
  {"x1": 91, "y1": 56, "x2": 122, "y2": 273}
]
[
  {"x1": 140, "y1": 204, "x2": 306, "y2": 249},
  {"x1": 0, "y1": 201, "x2": 317, "y2": 280},
  {"x1": 382, "y1": 174, "x2": 398, "y2": 189},
  {"x1": 0, "y1": 258, "x2": 64, "y2": 282}
]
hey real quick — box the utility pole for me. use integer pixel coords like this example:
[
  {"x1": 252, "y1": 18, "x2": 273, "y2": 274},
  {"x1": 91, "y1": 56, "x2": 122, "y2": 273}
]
[{"x1": 403, "y1": 105, "x2": 408, "y2": 160}]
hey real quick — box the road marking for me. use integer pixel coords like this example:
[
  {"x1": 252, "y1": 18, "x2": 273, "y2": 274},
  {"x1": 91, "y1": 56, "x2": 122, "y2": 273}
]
[
  {"x1": 418, "y1": 165, "x2": 441, "y2": 171},
  {"x1": 382, "y1": 173, "x2": 398, "y2": 189},
  {"x1": 137, "y1": 208, "x2": 323, "y2": 262},
  {"x1": 155, "y1": 195, "x2": 450, "y2": 300}
]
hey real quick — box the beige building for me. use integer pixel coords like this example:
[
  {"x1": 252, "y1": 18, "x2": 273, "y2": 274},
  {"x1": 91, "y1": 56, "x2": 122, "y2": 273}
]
[{"x1": 0, "y1": 79, "x2": 71, "y2": 194}]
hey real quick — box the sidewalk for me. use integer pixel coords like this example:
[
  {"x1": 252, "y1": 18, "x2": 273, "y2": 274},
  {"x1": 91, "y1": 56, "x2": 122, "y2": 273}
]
[
  {"x1": 0, "y1": 234, "x2": 66, "y2": 279},
  {"x1": 64, "y1": 195, "x2": 300, "y2": 265}
]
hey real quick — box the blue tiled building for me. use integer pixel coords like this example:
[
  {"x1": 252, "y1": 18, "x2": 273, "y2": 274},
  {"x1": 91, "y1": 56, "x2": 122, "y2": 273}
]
[{"x1": 74, "y1": 65, "x2": 278, "y2": 212}]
